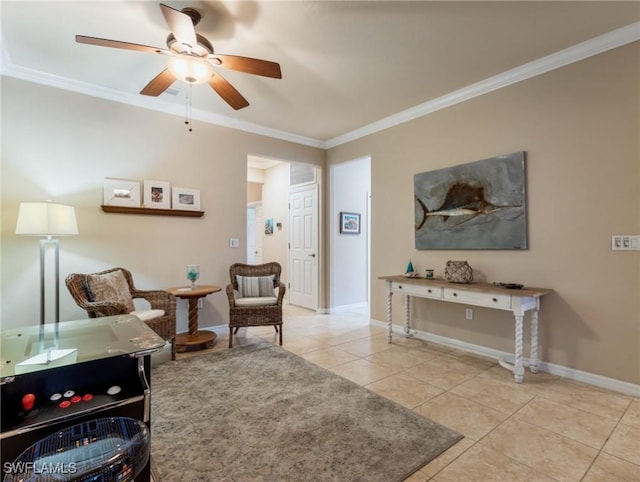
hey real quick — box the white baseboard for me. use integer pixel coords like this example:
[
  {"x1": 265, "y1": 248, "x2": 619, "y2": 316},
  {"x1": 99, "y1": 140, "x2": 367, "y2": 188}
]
[{"x1": 370, "y1": 319, "x2": 640, "y2": 398}]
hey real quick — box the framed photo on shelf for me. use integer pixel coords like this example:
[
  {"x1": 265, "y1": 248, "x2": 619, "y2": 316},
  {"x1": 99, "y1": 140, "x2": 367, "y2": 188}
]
[
  {"x1": 143, "y1": 180, "x2": 171, "y2": 209},
  {"x1": 172, "y1": 187, "x2": 201, "y2": 211},
  {"x1": 103, "y1": 178, "x2": 141, "y2": 207},
  {"x1": 339, "y1": 212, "x2": 361, "y2": 234}
]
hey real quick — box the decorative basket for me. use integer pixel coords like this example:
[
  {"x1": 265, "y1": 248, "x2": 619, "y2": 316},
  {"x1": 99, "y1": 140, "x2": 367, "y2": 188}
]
[{"x1": 445, "y1": 260, "x2": 474, "y2": 284}]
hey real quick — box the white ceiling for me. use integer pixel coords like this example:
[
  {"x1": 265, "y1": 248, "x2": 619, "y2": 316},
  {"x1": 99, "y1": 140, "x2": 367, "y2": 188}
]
[{"x1": 1, "y1": 1, "x2": 639, "y2": 148}]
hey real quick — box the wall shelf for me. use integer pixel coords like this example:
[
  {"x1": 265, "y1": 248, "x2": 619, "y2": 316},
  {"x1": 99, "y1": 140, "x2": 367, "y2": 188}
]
[{"x1": 101, "y1": 205, "x2": 204, "y2": 218}]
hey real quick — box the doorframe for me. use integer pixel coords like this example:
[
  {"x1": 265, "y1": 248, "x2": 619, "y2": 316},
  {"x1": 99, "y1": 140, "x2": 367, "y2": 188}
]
[{"x1": 246, "y1": 156, "x2": 323, "y2": 312}]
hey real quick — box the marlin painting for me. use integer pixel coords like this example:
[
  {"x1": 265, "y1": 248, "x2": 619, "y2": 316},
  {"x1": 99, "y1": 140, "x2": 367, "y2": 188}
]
[
  {"x1": 415, "y1": 182, "x2": 522, "y2": 231},
  {"x1": 413, "y1": 151, "x2": 527, "y2": 250}
]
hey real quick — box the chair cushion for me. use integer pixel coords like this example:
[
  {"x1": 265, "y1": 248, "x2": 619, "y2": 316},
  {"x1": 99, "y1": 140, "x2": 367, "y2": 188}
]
[
  {"x1": 86, "y1": 270, "x2": 135, "y2": 312},
  {"x1": 130, "y1": 309, "x2": 165, "y2": 321},
  {"x1": 235, "y1": 296, "x2": 278, "y2": 306},
  {"x1": 236, "y1": 275, "x2": 275, "y2": 298}
]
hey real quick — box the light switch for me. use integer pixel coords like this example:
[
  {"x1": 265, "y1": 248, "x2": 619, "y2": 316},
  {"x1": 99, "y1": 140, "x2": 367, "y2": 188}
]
[{"x1": 230, "y1": 238, "x2": 240, "y2": 248}]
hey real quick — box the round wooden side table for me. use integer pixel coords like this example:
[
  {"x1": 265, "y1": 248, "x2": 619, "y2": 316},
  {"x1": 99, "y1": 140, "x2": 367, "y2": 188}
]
[{"x1": 166, "y1": 285, "x2": 221, "y2": 352}]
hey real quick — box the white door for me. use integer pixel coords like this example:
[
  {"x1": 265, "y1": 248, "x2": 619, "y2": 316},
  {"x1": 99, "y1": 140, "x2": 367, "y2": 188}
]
[
  {"x1": 247, "y1": 204, "x2": 263, "y2": 264},
  {"x1": 289, "y1": 185, "x2": 318, "y2": 309},
  {"x1": 247, "y1": 206, "x2": 256, "y2": 264},
  {"x1": 254, "y1": 205, "x2": 263, "y2": 264}
]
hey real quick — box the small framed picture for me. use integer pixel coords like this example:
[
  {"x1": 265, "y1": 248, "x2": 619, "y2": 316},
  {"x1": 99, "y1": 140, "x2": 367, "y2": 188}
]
[
  {"x1": 339, "y1": 212, "x2": 361, "y2": 234},
  {"x1": 172, "y1": 187, "x2": 201, "y2": 211},
  {"x1": 143, "y1": 180, "x2": 171, "y2": 209},
  {"x1": 103, "y1": 178, "x2": 141, "y2": 207},
  {"x1": 265, "y1": 218, "x2": 274, "y2": 235}
]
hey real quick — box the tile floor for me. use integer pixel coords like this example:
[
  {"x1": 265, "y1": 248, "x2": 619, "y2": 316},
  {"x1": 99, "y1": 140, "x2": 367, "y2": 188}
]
[{"x1": 176, "y1": 305, "x2": 640, "y2": 482}]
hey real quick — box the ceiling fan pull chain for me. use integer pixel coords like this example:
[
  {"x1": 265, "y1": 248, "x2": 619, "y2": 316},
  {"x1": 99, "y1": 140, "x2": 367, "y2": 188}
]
[{"x1": 185, "y1": 84, "x2": 193, "y2": 132}]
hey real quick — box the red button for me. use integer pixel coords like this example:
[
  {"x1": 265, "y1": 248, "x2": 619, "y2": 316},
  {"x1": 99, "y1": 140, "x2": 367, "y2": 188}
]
[
  {"x1": 71, "y1": 395, "x2": 82, "y2": 403},
  {"x1": 59, "y1": 401, "x2": 71, "y2": 408},
  {"x1": 82, "y1": 394, "x2": 93, "y2": 401},
  {"x1": 22, "y1": 394, "x2": 36, "y2": 411}
]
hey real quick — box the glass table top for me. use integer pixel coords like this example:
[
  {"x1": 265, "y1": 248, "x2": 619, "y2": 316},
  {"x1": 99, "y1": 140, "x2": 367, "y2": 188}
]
[{"x1": 0, "y1": 315, "x2": 166, "y2": 380}]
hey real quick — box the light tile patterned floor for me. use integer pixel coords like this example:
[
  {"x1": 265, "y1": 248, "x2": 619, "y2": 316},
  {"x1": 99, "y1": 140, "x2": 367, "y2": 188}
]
[{"x1": 176, "y1": 305, "x2": 640, "y2": 481}]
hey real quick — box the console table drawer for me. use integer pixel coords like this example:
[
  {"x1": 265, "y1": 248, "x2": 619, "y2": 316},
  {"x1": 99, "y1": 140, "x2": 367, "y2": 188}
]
[
  {"x1": 443, "y1": 288, "x2": 512, "y2": 309},
  {"x1": 392, "y1": 281, "x2": 443, "y2": 299}
]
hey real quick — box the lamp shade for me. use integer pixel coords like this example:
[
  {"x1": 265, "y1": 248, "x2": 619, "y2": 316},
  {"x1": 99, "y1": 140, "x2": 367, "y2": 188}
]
[{"x1": 15, "y1": 202, "x2": 79, "y2": 236}]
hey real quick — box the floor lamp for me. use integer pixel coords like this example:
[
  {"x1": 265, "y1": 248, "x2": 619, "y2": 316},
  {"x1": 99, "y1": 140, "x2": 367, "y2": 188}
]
[{"x1": 15, "y1": 202, "x2": 79, "y2": 325}]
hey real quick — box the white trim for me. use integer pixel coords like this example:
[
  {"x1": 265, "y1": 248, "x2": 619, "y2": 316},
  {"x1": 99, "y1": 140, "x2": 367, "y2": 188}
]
[
  {"x1": 2, "y1": 23, "x2": 638, "y2": 150},
  {"x1": 325, "y1": 22, "x2": 640, "y2": 149},
  {"x1": 369, "y1": 318, "x2": 640, "y2": 398}
]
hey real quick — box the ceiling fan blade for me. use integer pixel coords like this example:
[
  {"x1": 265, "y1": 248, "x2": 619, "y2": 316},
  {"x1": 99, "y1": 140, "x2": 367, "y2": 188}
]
[
  {"x1": 76, "y1": 35, "x2": 169, "y2": 55},
  {"x1": 208, "y1": 73, "x2": 250, "y2": 110},
  {"x1": 210, "y1": 54, "x2": 282, "y2": 79},
  {"x1": 160, "y1": 3, "x2": 197, "y2": 52},
  {"x1": 140, "y1": 69, "x2": 176, "y2": 96}
]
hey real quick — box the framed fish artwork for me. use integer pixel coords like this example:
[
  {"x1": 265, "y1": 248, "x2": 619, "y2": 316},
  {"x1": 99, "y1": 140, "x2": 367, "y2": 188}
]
[{"x1": 414, "y1": 151, "x2": 527, "y2": 250}]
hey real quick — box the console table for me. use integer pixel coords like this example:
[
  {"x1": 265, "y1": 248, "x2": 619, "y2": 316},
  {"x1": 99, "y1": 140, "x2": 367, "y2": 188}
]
[{"x1": 379, "y1": 275, "x2": 552, "y2": 383}]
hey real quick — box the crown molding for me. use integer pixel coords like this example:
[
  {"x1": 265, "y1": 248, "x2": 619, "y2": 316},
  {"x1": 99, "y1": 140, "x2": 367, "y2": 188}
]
[
  {"x1": 0, "y1": 42, "x2": 324, "y2": 149},
  {"x1": 2, "y1": 23, "x2": 638, "y2": 151},
  {"x1": 325, "y1": 22, "x2": 640, "y2": 149}
]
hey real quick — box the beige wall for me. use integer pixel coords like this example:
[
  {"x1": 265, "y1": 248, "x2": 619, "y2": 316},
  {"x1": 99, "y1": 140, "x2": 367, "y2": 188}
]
[
  {"x1": 0, "y1": 77, "x2": 324, "y2": 332},
  {"x1": 327, "y1": 43, "x2": 640, "y2": 385},
  {"x1": 247, "y1": 182, "x2": 262, "y2": 204}
]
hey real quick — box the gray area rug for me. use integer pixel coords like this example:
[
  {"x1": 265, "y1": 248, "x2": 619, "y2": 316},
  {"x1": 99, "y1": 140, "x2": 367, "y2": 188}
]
[{"x1": 150, "y1": 342, "x2": 462, "y2": 481}]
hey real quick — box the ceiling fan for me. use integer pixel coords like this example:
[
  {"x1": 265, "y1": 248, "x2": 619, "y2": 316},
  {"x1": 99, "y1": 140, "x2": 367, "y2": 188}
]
[{"x1": 76, "y1": 3, "x2": 281, "y2": 110}]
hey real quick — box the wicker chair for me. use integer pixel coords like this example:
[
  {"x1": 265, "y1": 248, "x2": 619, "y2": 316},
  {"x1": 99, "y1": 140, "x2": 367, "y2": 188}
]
[
  {"x1": 226, "y1": 262, "x2": 286, "y2": 348},
  {"x1": 65, "y1": 267, "x2": 177, "y2": 360}
]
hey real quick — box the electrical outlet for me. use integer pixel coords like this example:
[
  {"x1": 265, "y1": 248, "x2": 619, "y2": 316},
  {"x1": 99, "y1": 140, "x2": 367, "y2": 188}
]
[
  {"x1": 612, "y1": 235, "x2": 640, "y2": 251},
  {"x1": 465, "y1": 308, "x2": 473, "y2": 320},
  {"x1": 197, "y1": 298, "x2": 204, "y2": 309}
]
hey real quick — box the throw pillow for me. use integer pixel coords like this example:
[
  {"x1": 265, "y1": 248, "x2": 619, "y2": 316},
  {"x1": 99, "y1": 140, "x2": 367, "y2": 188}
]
[
  {"x1": 87, "y1": 270, "x2": 135, "y2": 313},
  {"x1": 236, "y1": 275, "x2": 275, "y2": 298}
]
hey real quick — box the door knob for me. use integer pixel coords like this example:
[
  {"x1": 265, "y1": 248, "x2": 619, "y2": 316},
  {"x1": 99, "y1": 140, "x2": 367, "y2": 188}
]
[{"x1": 308, "y1": 253, "x2": 316, "y2": 257}]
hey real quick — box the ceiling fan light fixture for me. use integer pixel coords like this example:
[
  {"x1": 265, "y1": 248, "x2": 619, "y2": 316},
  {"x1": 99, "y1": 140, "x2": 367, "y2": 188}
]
[{"x1": 168, "y1": 55, "x2": 213, "y2": 84}]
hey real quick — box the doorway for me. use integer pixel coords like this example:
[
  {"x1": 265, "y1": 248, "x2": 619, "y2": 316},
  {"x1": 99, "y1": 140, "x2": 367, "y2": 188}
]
[
  {"x1": 247, "y1": 157, "x2": 319, "y2": 311},
  {"x1": 329, "y1": 156, "x2": 371, "y2": 313}
]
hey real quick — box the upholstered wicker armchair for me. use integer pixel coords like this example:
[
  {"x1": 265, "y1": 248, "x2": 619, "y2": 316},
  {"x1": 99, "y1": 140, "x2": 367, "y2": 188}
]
[
  {"x1": 65, "y1": 267, "x2": 177, "y2": 360},
  {"x1": 226, "y1": 262, "x2": 286, "y2": 348}
]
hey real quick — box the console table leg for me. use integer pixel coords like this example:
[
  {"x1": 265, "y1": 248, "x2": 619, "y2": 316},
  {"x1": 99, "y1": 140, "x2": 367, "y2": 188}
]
[
  {"x1": 514, "y1": 313, "x2": 525, "y2": 383},
  {"x1": 530, "y1": 309, "x2": 539, "y2": 373},
  {"x1": 386, "y1": 281, "x2": 393, "y2": 343},
  {"x1": 403, "y1": 295, "x2": 412, "y2": 338}
]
